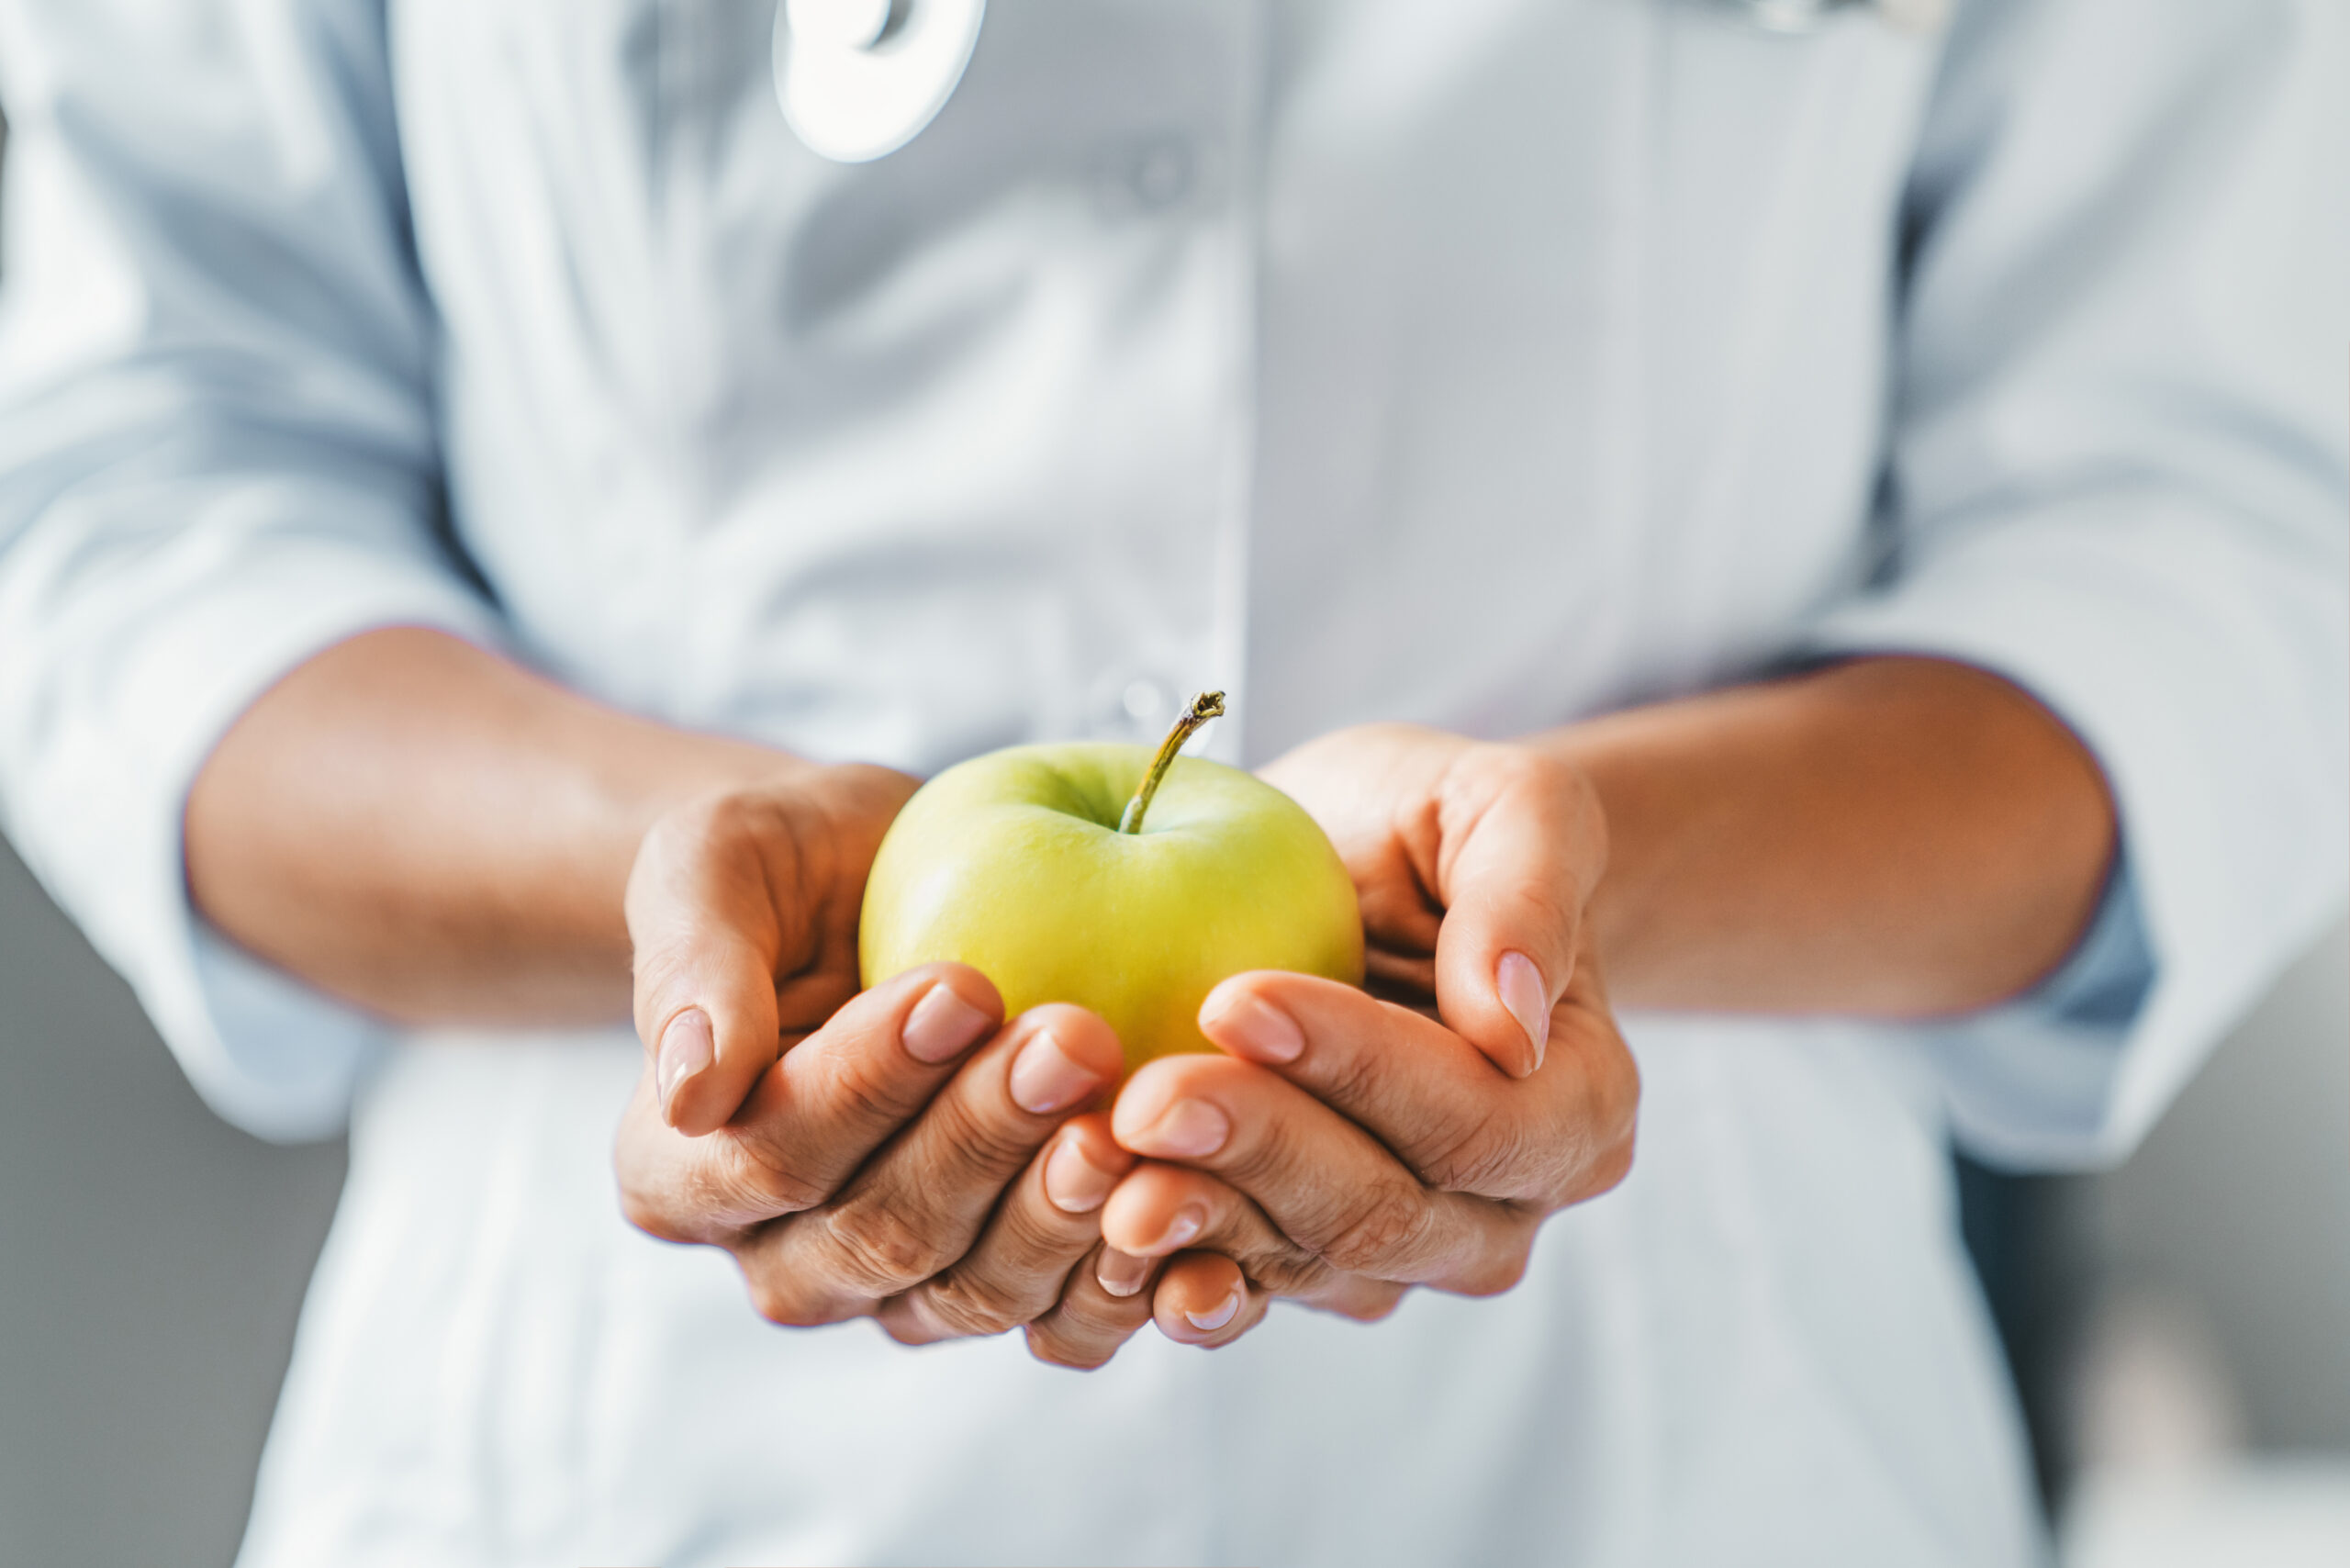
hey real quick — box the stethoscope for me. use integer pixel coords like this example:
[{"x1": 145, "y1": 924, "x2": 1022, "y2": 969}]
[
  {"x1": 774, "y1": 0, "x2": 1942, "y2": 164},
  {"x1": 774, "y1": 0, "x2": 987, "y2": 163}
]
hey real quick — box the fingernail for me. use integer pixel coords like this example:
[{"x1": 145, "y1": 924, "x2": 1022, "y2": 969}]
[
  {"x1": 1156, "y1": 1204, "x2": 1206, "y2": 1252},
  {"x1": 1043, "y1": 1137, "x2": 1118, "y2": 1214},
  {"x1": 1010, "y1": 1027, "x2": 1103, "y2": 1115},
  {"x1": 1201, "y1": 990, "x2": 1304, "y2": 1064},
  {"x1": 656, "y1": 1008, "x2": 715, "y2": 1120},
  {"x1": 1132, "y1": 1099, "x2": 1230, "y2": 1159},
  {"x1": 1183, "y1": 1284, "x2": 1244, "y2": 1334},
  {"x1": 1098, "y1": 1248, "x2": 1155, "y2": 1298},
  {"x1": 1496, "y1": 950, "x2": 1550, "y2": 1076},
  {"x1": 901, "y1": 983, "x2": 993, "y2": 1064}
]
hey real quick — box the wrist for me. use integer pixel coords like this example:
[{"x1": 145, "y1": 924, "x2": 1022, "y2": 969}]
[
  {"x1": 1527, "y1": 656, "x2": 2116, "y2": 1015},
  {"x1": 187, "y1": 626, "x2": 832, "y2": 1025}
]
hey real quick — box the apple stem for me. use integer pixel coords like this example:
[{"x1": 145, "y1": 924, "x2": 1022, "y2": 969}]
[{"x1": 1118, "y1": 690, "x2": 1227, "y2": 834}]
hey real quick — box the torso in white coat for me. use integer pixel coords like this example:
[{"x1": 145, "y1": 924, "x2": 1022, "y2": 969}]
[
  {"x1": 405, "y1": 0, "x2": 1922, "y2": 761},
  {"x1": 247, "y1": 0, "x2": 2022, "y2": 1561}
]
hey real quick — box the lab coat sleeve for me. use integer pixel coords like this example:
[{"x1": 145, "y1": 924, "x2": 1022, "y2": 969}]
[
  {"x1": 1806, "y1": 0, "x2": 2349, "y2": 1170},
  {"x1": 0, "y1": 1, "x2": 503, "y2": 1140}
]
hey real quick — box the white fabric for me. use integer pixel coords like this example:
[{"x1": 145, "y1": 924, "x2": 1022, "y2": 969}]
[
  {"x1": 0, "y1": 0, "x2": 2341, "y2": 1562},
  {"x1": 247, "y1": 1021, "x2": 2028, "y2": 1567},
  {"x1": 1803, "y1": 0, "x2": 2349, "y2": 1167}
]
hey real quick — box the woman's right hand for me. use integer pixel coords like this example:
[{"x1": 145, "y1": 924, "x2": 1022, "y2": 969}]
[{"x1": 613, "y1": 771, "x2": 1169, "y2": 1367}]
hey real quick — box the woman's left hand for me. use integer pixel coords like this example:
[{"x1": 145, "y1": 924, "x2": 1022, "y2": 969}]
[{"x1": 1104, "y1": 724, "x2": 1641, "y2": 1344}]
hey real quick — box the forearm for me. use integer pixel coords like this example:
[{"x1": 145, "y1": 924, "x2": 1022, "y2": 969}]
[
  {"x1": 1549, "y1": 655, "x2": 2116, "y2": 1017},
  {"x1": 184, "y1": 627, "x2": 798, "y2": 1025}
]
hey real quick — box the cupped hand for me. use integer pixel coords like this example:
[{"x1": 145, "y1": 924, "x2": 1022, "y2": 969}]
[
  {"x1": 626, "y1": 762, "x2": 917, "y2": 1134},
  {"x1": 614, "y1": 770, "x2": 1168, "y2": 1368},
  {"x1": 1113, "y1": 725, "x2": 1639, "y2": 1342}
]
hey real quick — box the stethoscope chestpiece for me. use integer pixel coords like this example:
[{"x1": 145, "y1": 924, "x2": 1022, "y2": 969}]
[{"x1": 773, "y1": 0, "x2": 987, "y2": 163}]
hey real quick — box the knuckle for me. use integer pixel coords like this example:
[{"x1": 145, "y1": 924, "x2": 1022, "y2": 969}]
[
  {"x1": 1604, "y1": 1050, "x2": 1643, "y2": 1148},
  {"x1": 874, "y1": 1311, "x2": 934, "y2": 1348},
  {"x1": 1449, "y1": 1207, "x2": 1539, "y2": 1297},
  {"x1": 1319, "y1": 1182, "x2": 1433, "y2": 1277},
  {"x1": 688, "y1": 788, "x2": 769, "y2": 846},
  {"x1": 1416, "y1": 1113, "x2": 1522, "y2": 1196},
  {"x1": 618, "y1": 1182, "x2": 694, "y2": 1245},
  {"x1": 1450, "y1": 741, "x2": 1557, "y2": 815},
  {"x1": 1331, "y1": 1281, "x2": 1410, "y2": 1323},
  {"x1": 1458, "y1": 1230, "x2": 1536, "y2": 1297},
  {"x1": 720, "y1": 1137, "x2": 831, "y2": 1216},
  {"x1": 1253, "y1": 1252, "x2": 1333, "y2": 1299},
  {"x1": 1024, "y1": 1322, "x2": 1114, "y2": 1372},
  {"x1": 925, "y1": 1082, "x2": 1046, "y2": 1177},
  {"x1": 917, "y1": 1271, "x2": 1032, "y2": 1339},
  {"x1": 1577, "y1": 1128, "x2": 1638, "y2": 1204},
  {"x1": 1501, "y1": 746, "x2": 1590, "y2": 816},
  {"x1": 1311, "y1": 1037, "x2": 1390, "y2": 1124},
  {"x1": 1219, "y1": 1094, "x2": 1308, "y2": 1194},
  {"x1": 1528, "y1": 1142, "x2": 1602, "y2": 1215},
  {"x1": 997, "y1": 1179, "x2": 1089, "y2": 1260},
  {"x1": 740, "y1": 1259, "x2": 836, "y2": 1329},
  {"x1": 823, "y1": 1200, "x2": 952, "y2": 1294},
  {"x1": 1542, "y1": 1047, "x2": 1641, "y2": 1210},
  {"x1": 1223, "y1": 1226, "x2": 1337, "y2": 1298},
  {"x1": 816, "y1": 1048, "x2": 923, "y2": 1134},
  {"x1": 632, "y1": 793, "x2": 767, "y2": 902}
]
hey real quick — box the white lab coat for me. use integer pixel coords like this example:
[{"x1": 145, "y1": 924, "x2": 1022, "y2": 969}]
[{"x1": 0, "y1": 0, "x2": 2342, "y2": 1562}]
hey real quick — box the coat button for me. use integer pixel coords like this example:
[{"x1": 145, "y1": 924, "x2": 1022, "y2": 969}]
[
  {"x1": 1129, "y1": 140, "x2": 1194, "y2": 209},
  {"x1": 1092, "y1": 134, "x2": 1197, "y2": 217}
]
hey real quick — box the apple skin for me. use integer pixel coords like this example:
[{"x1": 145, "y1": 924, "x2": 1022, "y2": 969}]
[{"x1": 859, "y1": 743, "x2": 1365, "y2": 1076}]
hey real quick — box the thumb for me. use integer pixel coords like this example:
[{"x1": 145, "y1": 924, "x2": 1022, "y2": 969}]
[
  {"x1": 1429, "y1": 748, "x2": 1606, "y2": 1079},
  {"x1": 626, "y1": 797, "x2": 795, "y2": 1137}
]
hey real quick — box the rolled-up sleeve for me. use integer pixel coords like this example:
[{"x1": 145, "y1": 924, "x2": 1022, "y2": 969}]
[
  {"x1": 0, "y1": 1, "x2": 501, "y2": 1139},
  {"x1": 1809, "y1": 0, "x2": 2348, "y2": 1168}
]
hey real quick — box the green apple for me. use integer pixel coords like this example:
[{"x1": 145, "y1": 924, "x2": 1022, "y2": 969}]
[{"x1": 859, "y1": 693, "x2": 1365, "y2": 1076}]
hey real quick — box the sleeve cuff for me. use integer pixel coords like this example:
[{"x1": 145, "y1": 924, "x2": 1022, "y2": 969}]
[
  {"x1": 1802, "y1": 489, "x2": 2348, "y2": 1168},
  {"x1": 0, "y1": 499, "x2": 504, "y2": 1140},
  {"x1": 1912, "y1": 848, "x2": 2156, "y2": 1170}
]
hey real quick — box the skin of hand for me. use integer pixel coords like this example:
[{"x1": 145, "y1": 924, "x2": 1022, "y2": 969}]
[
  {"x1": 1116, "y1": 656, "x2": 2116, "y2": 1342},
  {"x1": 187, "y1": 629, "x2": 1177, "y2": 1367},
  {"x1": 1108, "y1": 729, "x2": 1639, "y2": 1345},
  {"x1": 189, "y1": 634, "x2": 2109, "y2": 1363},
  {"x1": 618, "y1": 780, "x2": 1174, "y2": 1367}
]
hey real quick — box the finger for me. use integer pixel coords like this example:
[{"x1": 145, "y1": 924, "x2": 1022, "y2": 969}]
[
  {"x1": 616, "y1": 1069, "x2": 754, "y2": 1246},
  {"x1": 1100, "y1": 1161, "x2": 1399, "y2": 1318},
  {"x1": 883, "y1": 1114, "x2": 1136, "y2": 1343},
  {"x1": 628, "y1": 767, "x2": 926, "y2": 1133},
  {"x1": 1200, "y1": 966, "x2": 1637, "y2": 1208},
  {"x1": 741, "y1": 1003, "x2": 1124, "y2": 1322},
  {"x1": 626, "y1": 793, "x2": 805, "y2": 1134},
  {"x1": 618, "y1": 964, "x2": 1002, "y2": 1249},
  {"x1": 728, "y1": 962, "x2": 1003, "y2": 1195},
  {"x1": 1151, "y1": 1253, "x2": 1270, "y2": 1348},
  {"x1": 1198, "y1": 970, "x2": 1499, "y2": 1174},
  {"x1": 1427, "y1": 746, "x2": 1606, "y2": 1079},
  {"x1": 627, "y1": 794, "x2": 804, "y2": 1134},
  {"x1": 1113, "y1": 1054, "x2": 1538, "y2": 1294},
  {"x1": 1024, "y1": 1243, "x2": 1161, "y2": 1370}
]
